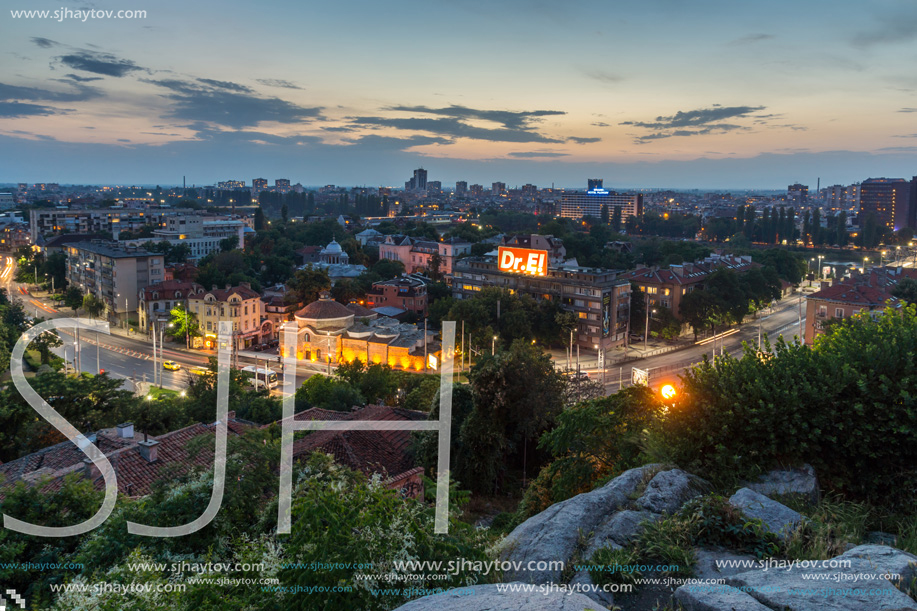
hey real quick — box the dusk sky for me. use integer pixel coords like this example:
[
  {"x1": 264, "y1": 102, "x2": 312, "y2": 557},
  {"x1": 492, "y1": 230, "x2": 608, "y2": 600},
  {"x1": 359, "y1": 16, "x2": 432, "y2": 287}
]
[{"x1": 2, "y1": 0, "x2": 917, "y2": 188}]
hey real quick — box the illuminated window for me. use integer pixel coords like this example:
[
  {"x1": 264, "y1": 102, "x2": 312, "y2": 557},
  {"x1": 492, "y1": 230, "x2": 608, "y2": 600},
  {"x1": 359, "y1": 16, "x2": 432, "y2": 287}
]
[{"x1": 578, "y1": 312, "x2": 587, "y2": 319}]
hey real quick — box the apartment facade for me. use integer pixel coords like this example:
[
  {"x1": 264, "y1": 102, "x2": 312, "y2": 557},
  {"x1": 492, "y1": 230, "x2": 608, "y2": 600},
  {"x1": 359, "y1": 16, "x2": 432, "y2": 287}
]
[
  {"x1": 619, "y1": 254, "x2": 760, "y2": 319},
  {"x1": 804, "y1": 267, "x2": 917, "y2": 344},
  {"x1": 138, "y1": 280, "x2": 205, "y2": 334},
  {"x1": 64, "y1": 241, "x2": 165, "y2": 324},
  {"x1": 187, "y1": 283, "x2": 271, "y2": 350},
  {"x1": 366, "y1": 276, "x2": 428, "y2": 316},
  {"x1": 378, "y1": 235, "x2": 472, "y2": 276},
  {"x1": 452, "y1": 256, "x2": 631, "y2": 350}
]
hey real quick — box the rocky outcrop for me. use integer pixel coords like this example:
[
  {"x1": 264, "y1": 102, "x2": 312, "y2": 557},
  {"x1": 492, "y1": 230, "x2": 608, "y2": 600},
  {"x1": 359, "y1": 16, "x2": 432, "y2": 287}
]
[
  {"x1": 729, "y1": 487, "x2": 805, "y2": 540},
  {"x1": 391, "y1": 583, "x2": 609, "y2": 611},
  {"x1": 692, "y1": 547, "x2": 759, "y2": 580},
  {"x1": 637, "y1": 468, "x2": 710, "y2": 514},
  {"x1": 676, "y1": 544, "x2": 917, "y2": 611},
  {"x1": 498, "y1": 464, "x2": 660, "y2": 584},
  {"x1": 583, "y1": 510, "x2": 660, "y2": 560},
  {"x1": 747, "y1": 463, "x2": 820, "y2": 504}
]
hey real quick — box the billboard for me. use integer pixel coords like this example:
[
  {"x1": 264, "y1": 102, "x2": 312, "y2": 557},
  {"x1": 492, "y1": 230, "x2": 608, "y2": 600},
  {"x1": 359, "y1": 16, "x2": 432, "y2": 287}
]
[
  {"x1": 602, "y1": 294, "x2": 611, "y2": 337},
  {"x1": 497, "y1": 246, "x2": 548, "y2": 276}
]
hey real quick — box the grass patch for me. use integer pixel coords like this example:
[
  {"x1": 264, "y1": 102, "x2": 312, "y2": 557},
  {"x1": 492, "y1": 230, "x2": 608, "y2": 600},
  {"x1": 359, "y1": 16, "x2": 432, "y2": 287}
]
[
  {"x1": 588, "y1": 545, "x2": 643, "y2": 585},
  {"x1": 780, "y1": 494, "x2": 870, "y2": 561},
  {"x1": 145, "y1": 386, "x2": 180, "y2": 400}
]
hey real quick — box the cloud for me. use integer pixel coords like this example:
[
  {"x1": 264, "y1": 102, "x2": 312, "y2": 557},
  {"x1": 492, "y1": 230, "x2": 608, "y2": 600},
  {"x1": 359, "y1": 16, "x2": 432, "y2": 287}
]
[
  {"x1": 0, "y1": 101, "x2": 64, "y2": 118},
  {"x1": 876, "y1": 145, "x2": 917, "y2": 152},
  {"x1": 621, "y1": 105, "x2": 766, "y2": 142},
  {"x1": 57, "y1": 51, "x2": 145, "y2": 77},
  {"x1": 893, "y1": 133, "x2": 917, "y2": 138},
  {"x1": 348, "y1": 104, "x2": 567, "y2": 144},
  {"x1": 384, "y1": 104, "x2": 564, "y2": 130},
  {"x1": 145, "y1": 79, "x2": 322, "y2": 129},
  {"x1": 899, "y1": 108, "x2": 917, "y2": 113},
  {"x1": 852, "y1": 8, "x2": 917, "y2": 48},
  {"x1": 257, "y1": 79, "x2": 302, "y2": 90},
  {"x1": 61, "y1": 73, "x2": 102, "y2": 83},
  {"x1": 567, "y1": 136, "x2": 600, "y2": 144},
  {"x1": 507, "y1": 151, "x2": 569, "y2": 158},
  {"x1": 339, "y1": 134, "x2": 452, "y2": 151},
  {"x1": 0, "y1": 81, "x2": 101, "y2": 103},
  {"x1": 31, "y1": 37, "x2": 58, "y2": 48},
  {"x1": 584, "y1": 70, "x2": 624, "y2": 84},
  {"x1": 727, "y1": 33, "x2": 774, "y2": 45},
  {"x1": 196, "y1": 78, "x2": 253, "y2": 93},
  {"x1": 591, "y1": 122, "x2": 610, "y2": 127}
]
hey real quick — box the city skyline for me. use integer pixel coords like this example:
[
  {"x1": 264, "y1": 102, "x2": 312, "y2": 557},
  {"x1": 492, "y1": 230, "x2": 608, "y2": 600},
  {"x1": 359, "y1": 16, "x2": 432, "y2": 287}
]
[{"x1": 2, "y1": 0, "x2": 917, "y2": 187}]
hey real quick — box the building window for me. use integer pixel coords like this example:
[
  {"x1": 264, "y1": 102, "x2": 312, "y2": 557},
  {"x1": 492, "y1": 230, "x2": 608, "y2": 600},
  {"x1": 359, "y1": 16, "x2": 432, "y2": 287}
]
[
  {"x1": 835, "y1": 308, "x2": 844, "y2": 318},
  {"x1": 818, "y1": 305, "x2": 827, "y2": 318},
  {"x1": 578, "y1": 312, "x2": 587, "y2": 319}
]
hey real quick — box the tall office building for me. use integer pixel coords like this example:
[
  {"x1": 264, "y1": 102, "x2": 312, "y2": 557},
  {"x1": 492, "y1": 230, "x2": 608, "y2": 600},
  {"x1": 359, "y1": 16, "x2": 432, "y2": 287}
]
[
  {"x1": 455, "y1": 181, "x2": 468, "y2": 197},
  {"x1": 470, "y1": 184, "x2": 484, "y2": 197},
  {"x1": 521, "y1": 183, "x2": 538, "y2": 198},
  {"x1": 587, "y1": 178, "x2": 603, "y2": 191},
  {"x1": 788, "y1": 183, "x2": 809, "y2": 204},
  {"x1": 859, "y1": 178, "x2": 912, "y2": 231},
  {"x1": 560, "y1": 180, "x2": 643, "y2": 223},
  {"x1": 492, "y1": 182, "x2": 507, "y2": 196}
]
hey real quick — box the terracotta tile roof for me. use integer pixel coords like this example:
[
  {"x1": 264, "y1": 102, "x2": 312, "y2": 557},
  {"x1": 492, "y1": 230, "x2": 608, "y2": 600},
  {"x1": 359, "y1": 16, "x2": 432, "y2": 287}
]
[
  {"x1": 809, "y1": 283, "x2": 896, "y2": 306},
  {"x1": 199, "y1": 284, "x2": 261, "y2": 301},
  {"x1": 346, "y1": 303, "x2": 378, "y2": 318},
  {"x1": 295, "y1": 296, "x2": 354, "y2": 320},
  {"x1": 141, "y1": 280, "x2": 204, "y2": 301},
  {"x1": 0, "y1": 417, "x2": 253, "y2": 500},
  {"x1": 620, "y1": 255, "x2": 760, "y2": 286},
  {"x1": 278, "y1": 405, "x2": 427, "y2": 480}
]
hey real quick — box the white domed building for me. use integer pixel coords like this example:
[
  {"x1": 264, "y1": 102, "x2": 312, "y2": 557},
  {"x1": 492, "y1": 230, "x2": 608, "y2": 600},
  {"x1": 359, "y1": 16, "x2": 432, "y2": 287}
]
[
  {"x1": 279, "y1": 291, "x2": 440, "y2": 371},
  {"x1": 302, "y1": 239, "x2": 366, "y2": 284}
]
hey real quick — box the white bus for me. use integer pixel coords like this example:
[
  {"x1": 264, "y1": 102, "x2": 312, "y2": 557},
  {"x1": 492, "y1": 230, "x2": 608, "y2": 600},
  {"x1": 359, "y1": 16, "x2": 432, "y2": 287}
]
[{"x1": 241, "y1": 365, "x2": 279, "y2": 390}]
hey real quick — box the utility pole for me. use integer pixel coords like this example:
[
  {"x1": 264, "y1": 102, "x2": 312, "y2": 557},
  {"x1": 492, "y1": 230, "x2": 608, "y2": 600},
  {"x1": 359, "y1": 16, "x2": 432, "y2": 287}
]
[
  {"x1": 423, "y1": 318, "x2": 428, "y2": 372},
  {"x1": 460, "y1": 320, "x2": 464, "y2": 373},
  {"x1": 798, "y1": 293, "x2": 804, "y2": 344},
  {"x1": 152, "y1": 320, "x2": 157, "y2": 387}
]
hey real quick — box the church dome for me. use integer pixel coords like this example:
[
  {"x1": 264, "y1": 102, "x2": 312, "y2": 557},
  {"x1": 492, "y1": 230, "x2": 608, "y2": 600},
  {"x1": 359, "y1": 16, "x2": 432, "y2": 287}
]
[{"x1": 323, "y1": 239, "x2": 343, "y2": 254}]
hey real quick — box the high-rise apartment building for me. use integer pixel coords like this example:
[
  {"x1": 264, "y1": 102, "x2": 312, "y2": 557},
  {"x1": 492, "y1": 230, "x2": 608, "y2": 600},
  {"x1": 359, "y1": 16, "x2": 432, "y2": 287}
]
[
  {"x1": 788, "y1": 183, "x2": 809, "y2": 204},
  {"x1": 859, "y1": 178, "x2": 912, "y2": 231},
  {"x1": 455, "y1": 181, "x2": 468, "y2": 197},
  {"x1": 492, "y1": 182, "x2": 506, "y2": 196}
]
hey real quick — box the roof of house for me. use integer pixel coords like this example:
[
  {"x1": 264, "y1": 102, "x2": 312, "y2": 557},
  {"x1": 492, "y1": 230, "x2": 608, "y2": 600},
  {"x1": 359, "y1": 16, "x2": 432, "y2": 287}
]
[
  {"x1": 620, "y1": 255, "x2": 759, "y2": 286},
  {"x1": 195, "y1": 283, "x2": 261, "y2": 301},
  {"x1": 140, "y1": 280, "x2": 204, "y2": 301},
  {"x1": 281, "y1": 405, "x2": 427, "y2": 479},
  {"x1": 0, "y1": 416, "x2": 253, "y2": 500},
  {"x1": 346, "y1": 302, "x2": 378, "y2": 318}
]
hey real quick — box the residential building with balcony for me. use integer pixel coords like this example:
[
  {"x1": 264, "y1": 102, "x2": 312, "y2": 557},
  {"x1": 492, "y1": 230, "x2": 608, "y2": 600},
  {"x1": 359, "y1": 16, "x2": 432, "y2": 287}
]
[
  {"x1": 452, "y1": 256, "x2": 631, "y2": 350},
  {"x1": 378, "y1": 235, "x2": 471, "y2": 276},
  {"x1": 64, "y1": 241, "x2": 165, "y2": 325},
  {"x1": 187, "y1": 283, "x2": 271, "y2": 350}
]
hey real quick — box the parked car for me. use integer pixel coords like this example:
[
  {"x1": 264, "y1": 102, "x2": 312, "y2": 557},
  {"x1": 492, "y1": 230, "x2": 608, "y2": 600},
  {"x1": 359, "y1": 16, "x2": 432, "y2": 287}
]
[{"x1": 251, "y1": 343, "x2": 262, "y2": 351}]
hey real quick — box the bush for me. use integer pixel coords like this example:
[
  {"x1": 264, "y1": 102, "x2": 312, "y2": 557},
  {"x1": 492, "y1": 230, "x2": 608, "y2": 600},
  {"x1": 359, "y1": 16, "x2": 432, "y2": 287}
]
[
  {"x1": 657, "y1": 307, "x2": 917, "y2": 512},
  {"x1": 518, "y1": 386, "x2": 663, "y2": 519}
]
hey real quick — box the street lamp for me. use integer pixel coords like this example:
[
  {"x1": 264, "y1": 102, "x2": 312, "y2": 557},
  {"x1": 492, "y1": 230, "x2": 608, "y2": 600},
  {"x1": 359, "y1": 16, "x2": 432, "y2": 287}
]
[
  {"x1": 817, "y1": 255, "x2": 824, "y2": 281},
  {"x1": 492, "y1": 335, "x2": 497, "y2": 355},
  {"x1": 863, "y1": 257, "x2": 869, "y2": 273},
  {"x1": 644, "y1": 308, "x2": 656, "y2": 353}
]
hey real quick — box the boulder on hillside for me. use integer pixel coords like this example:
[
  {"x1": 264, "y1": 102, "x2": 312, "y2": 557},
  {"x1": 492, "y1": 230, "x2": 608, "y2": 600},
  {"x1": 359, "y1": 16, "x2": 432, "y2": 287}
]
[
  {"x1": 747, "y1": 463, "x2": 819, "y2": 504},
  {"x1": 693, "y1": 547, "x2": 759, "y2": 580},
  {"x1": 728, "y1": 487, "x2": 804, "y2": 540},
  {"x1": 391, "y1": 583, "x2": 609, "y2": 611},
  {"x1": 837, "y1": 544, "x2": 917, "y2": 587},
  {"x1": 498, "y1": 464, "x2": 661, "y2": 584},
  {"x1": 675, "y1": 583, "x2": 772, "y2": 611},
  {"x1": 725, "y1": 549, "x2": 917, "y2": 610},
  {"x1": 583, "y1": 510, "x2": 660, "y2": 560},
  {"x1": 637, "y1": 468, "x2": 710, "y2": 514}
]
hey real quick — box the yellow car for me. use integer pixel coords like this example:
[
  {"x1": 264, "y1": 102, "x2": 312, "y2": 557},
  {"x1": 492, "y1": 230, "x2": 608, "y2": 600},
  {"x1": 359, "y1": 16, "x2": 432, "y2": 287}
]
[
  {"x1": 189, "y1": 366, "x2": 209, "y2": 376},
  {"x1": 162, "y1": 360, "x2": 181, "y2": 371}
]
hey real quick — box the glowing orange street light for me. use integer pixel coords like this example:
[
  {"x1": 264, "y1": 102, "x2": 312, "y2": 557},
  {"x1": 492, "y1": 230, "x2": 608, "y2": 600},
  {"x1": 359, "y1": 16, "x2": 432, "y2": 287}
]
[{"x1": 661, "y1": 384, "x2": 676, "y2": 400}]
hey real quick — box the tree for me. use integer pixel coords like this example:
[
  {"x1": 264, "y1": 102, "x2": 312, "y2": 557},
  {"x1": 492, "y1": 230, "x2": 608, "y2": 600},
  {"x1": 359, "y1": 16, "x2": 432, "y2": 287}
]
[
  {"x1": 893, "y1": 278, "x2": 917, "y2": 304},
  {"x1": 679, "y1": 289, "x2": 719, "y2": 339},
  {"x1": 63, "y1": 286, "x2": 83, "y2": 314},
  {"x1": 82, "y1": 293, "x2": 105, "y2": 320},
  {"x1": 286, "y1": 266, "x2": 331, "y2": 312},
  {"x1": 372, "y1": 258, "x2": 405, "y2": 280},
  {"x1": 28, "y1": 321, "x2": 62, "y2": 365},
  {"x1": 281, "y1": 203, "x2": 289, "y2": 224},
  {"x1": 294, "y1": 374, "x2": 364, "y2": 411},
  {"x1": 600, "y1": 204, "x2": 609, "y2": 225},
  {"x1": 519, "y1": 386, "x2": 663, "y2": 518},
  {"x1": 611, "y1": 205, "x2": 622, "y2": 232},
  {"x1": 254, "y1": 207, "x2": 266, "y2": 231},
  {"x1": 166, "y1": 306, "x2": 201, "y2": 344},
  {"x1": 460, "y1": 340, "x2": 566, "y2": 493},
  {"x1": 219, "y1": 235, "x2": 239, "y2": 252},
  {"x1": 428, "y1": 252, "x2": 443, "y2": 281}
]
